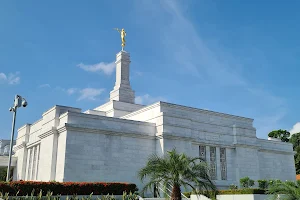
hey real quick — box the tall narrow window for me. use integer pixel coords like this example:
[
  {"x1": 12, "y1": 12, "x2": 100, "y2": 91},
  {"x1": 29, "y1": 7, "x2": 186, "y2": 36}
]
[
  {"x1": 27, "y1": 148, "x2": 33, "y2": 180},
  {"x1": 35, "y1": 145, "x2": 40, "y2": 180},
  {"x1": 199, "y1": 146, "x2": 206, "y2": 161},
  {"x1": 31, "y1": 147, "x2": 37, "y2": 180},
  {"x1": 220, "y1": 148, "x2": 227, "y2": 180},
  {"x1": 210, "y1": 147, "x2": 217, "y2": 180}
]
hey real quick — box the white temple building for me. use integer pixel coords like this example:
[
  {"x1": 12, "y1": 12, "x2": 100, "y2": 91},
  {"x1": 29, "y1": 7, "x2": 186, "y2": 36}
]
[{"x1": 11, "y1": 49, "x2": 296, "y2": 190}]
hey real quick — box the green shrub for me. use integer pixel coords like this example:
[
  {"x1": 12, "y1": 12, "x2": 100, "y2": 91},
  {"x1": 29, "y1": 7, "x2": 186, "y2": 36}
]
[
  {"x1": 182, "y1": 192, "x2": 191, "y2": 198},
  {"x1": 239, "y1": 177, "x2": 255, "y2": 188},
  {"x1": 257, "y1": 180, "x2": 268, "y2": 189},
  {"x1": 0, "y1": 181, "x2": 138, "y2": 196},
  {"x1": 268, "y1": 179, "x2": 282, "y2": 187},
  {"x1": 122, "y1": 191, "x2": 139, "y2": 200},
  {"x1": 219, "y1": 188, "x2": 266, "y2": 195},
  {"x1": 191, "y1": 190, "x2": 218, "y2": 199},
  {"x1": 229, "y1": 184, "x2": 238, "y2": 190},
  {"x1": 100, "y1": 193, "x2": 116, "y2": 200}
]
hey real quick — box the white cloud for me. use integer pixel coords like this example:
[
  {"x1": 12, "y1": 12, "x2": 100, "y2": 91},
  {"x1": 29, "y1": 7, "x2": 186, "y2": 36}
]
[
  {"x1": 38, "y1": 84, "x2": 51, "y2": 88},
  {"x1": 134, "y1": 71, "x2": 143, "y2": 76},
  {"x1": 78, "y1": 62, "x2": 115, "y2": 75},
  {"x1": 0, "y1": 72, "x2": 20, "y2": 85},
  {"x1": 0, "y1": 73, "x2": 7, "y2": 81},
  {"x1": 78, "y1": 88, "x2": 105, "y2": 101},
  {"x1": 135, "y1": 94, "x2": 166, "y2": 105},
  {"x1": 290, "y1": 122, "x2": 300, "y2": 135},
  {"x1": 55, "y1": 86, "x2": 105, "y2": 101},
  {"x1": 67, "y1": 88, "x2": 78, "y2": 95}
]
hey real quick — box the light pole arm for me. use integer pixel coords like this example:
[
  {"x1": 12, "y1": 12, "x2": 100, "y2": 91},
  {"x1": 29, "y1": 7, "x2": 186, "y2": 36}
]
[{"x1": 6, "y1": 107, "x2": 17, "y2": 182}]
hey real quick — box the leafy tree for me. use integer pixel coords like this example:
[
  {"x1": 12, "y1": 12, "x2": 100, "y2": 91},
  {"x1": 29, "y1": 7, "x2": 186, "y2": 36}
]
[
  {"x1": 239, "y1": 177, "x2": 255, "y2": 188},
  {"x1": 267, "y1": 180, "x2": 300, "y2": 200},
  {"x1": 290, "y1": 132, "x2": 300, "y2": 148},
  {"x1": 257, "y1": 179, "x2": 268, "y2": 190},
  {"x1": 138, "y1": 148, "x2": 216, "y2": 200},
  {"x1": 0, "y1": 168, "x2": 7, "y2": 181},
  {"x1": 268, "y1": 129, "x2": 290, "y2": 142},
  {"x1": 289, "y1": 132, "x2": 300, "y2": 174}
]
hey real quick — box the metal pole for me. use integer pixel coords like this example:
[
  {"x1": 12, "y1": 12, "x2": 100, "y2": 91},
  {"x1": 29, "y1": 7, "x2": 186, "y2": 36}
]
[{"x1": 6, "y1": 107, "x2": 17, "y2": 182}]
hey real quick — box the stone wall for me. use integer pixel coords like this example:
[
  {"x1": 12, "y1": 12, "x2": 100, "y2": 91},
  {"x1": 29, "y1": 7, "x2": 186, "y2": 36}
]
[{"x1": 63, "y1": 130, "x2": 155, "y2": 190}]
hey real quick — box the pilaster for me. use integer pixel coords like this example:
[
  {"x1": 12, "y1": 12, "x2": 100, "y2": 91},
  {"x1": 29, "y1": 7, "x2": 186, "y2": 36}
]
[
  {"x1": 216, "y1": 147, "x2": 221, "y2": 180},
  {"x1": 206, "y1": 146, "x2": 210, "y2": 165}
]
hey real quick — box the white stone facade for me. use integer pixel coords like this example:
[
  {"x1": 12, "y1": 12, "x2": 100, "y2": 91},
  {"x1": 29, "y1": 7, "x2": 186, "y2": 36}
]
[{"x1": 12, "y1": 50, "x2": 296, "y2": 191}]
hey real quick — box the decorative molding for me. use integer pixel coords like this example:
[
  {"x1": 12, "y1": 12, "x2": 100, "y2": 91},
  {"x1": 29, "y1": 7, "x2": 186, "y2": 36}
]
[
  {"x1": 29, "y1": 118, "x2": 43, "y2": 127},
  {"x1": 57, "y1": 125, "x2": 67, "y2": 134},
  {"x1": 192, "y1": 141, "x2": 235, "y2": 149},
  {"x1": 64, "y1": 123, "x2": 156, "y2": 140},
  {"x1": 66, "y1": 111, "x2": 156, "y2": 127},
  {"x1": 163, "y1": 113, "x2": 256, "y2": 131},
  {"x1": 26, "y1": 140, "x2": 41, "y2": 148},
  {"x1": 258, "y1": 148, "x2": 296, "y2": 155},
  {"x1": 162, "y1": 134, "x2": 194, "y2": 141},
  {"x1": 234, "y1": 143, "x2": 261, "y2": 149},
  {"x1": 38, "y1": 127, "x2": 57, "y2": 139},
  {"x1": 160, "y1": 101, "x2": 254, "y2": 122},
  {"x1": 13, "y1": 142, "x2": 27, "y2": 151},
  {"x1": 17, "y1": 123, "x2": 31, "y2": 132},
  {"x1": 121, "y1": 102, "x2": 161, "y2": 119},
  {"x1": 42, "y1": 105, "x2": 81, "y2": 117},
  {"x1": 257, "y1": 138, "x2": 293, "y2": 147}
]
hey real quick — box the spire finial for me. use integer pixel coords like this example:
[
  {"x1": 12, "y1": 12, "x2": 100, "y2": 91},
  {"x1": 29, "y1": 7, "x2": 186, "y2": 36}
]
[{"x1": 114, "y1": 28, "x2": 126, "y2": 51}]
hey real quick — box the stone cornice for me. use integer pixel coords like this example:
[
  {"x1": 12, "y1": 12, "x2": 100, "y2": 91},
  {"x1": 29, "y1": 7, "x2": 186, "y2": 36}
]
[
  {"x1": 233, "y1": 143, "x2": 262, "y2": 149},
  {"x1": 121, "y1": 102, "x2": 161, "y2": 119},
  {"x1": 163, "y1": 122, "x2": 257, "y2": 137},
  {"x1": 26, "y1": 140, "x2": 41, "y2": 148},
  {"x1": 258, "y1": 148, "x2": 296, "y2": 155},
  {"x1": 191, "y1": 140, "x2": 235, "y2": 149},
  {"x1": 42, "y1": 105, "x2": 81, "y2": 116},
  {"x1": 94, "y1": 101, "x2": 113, "y2": 111},
  {"x1": 162, "y1": 133, "x2": 234, "y2": 147},
  {"x1": 66, "y1": 111, "x2": 155, "y2": 127},
  {"x1": 122, "y1": 101, "x2": 254, "y2": 123},
  {"x1": 38, "y1": 127, "x2": 57, "y2": 139},
  {"x1": 13, "y1": 142, "x2": 27, "y2": 151},
  {"x1": 167, "y1": 135, "x2": 294, "y2": 154},
  {"x1": 160, "y1": 101, "x2": 254, "y2": 122},
  {"x1": 64, "y1": 123, "x2": 156, "y2": 140},
  {"x1": 163, "y1": 113, "x2": 256, "y2": 131},
  {"x1": 257, "y1": 138, "x2": 293, "y2": 147},
  {"x1": 17, "y1": 123, "x2": 31, "y2": 132},
  {"x1": 57, "y1": 125, "x2": 67, "y2": 134}
]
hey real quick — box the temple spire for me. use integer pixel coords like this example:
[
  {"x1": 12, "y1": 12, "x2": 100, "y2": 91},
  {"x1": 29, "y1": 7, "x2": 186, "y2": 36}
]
[{"x1": 109, "y1": 50, "x2": 135, "y2": 103}]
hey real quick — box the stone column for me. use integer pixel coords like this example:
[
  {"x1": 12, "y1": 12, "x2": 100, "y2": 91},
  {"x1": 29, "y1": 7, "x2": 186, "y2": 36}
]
[
  {"x1": 216, "y1": 147, "x2": 221, "y2": 180},
  {"x1": 206, "y1": 146, "x2": 210, "y2": 178},
  {"x1": 33, "y1": 145, "x2": 40, "y2": 180},
  {"x1": 205, "y1": 146, "x2": 210, "y2": 164},
  {"x1": 109, "y1": 51, "x2": 135, "y2": 103},
  {"x1": 25, "y1": 148, "x2": 34, "y2": 180}
]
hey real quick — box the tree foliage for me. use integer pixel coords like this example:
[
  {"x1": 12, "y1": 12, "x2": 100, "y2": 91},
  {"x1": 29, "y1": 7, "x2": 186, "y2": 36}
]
[
  {"x1": 267, "y1": 180, "x2": 300, "y2": 200},
  {"x1": 268, "y1": 129, "x2": 290, "y2": 142},
  {"x1": 239, "y1": 177, "x2": 255, "y2": 188},
  {"x1": 0, "y1": 168, "x2": 7, "y2": 181},
  {"x1": 289, "y1": 132, "x2": 300, "y2": 174},
  {"x1": 138, "y1": 148, "x2": 216, "y2": 200}
]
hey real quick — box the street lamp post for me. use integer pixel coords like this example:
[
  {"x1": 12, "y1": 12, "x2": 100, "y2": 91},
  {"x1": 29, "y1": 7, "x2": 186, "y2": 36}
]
[{"x1": 6, "y1": 95, "x2": 27, "y2": 182}]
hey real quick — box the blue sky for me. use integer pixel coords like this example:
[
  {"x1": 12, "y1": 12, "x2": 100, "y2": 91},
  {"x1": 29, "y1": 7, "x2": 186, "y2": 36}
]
[{"x1": 1, "y1": 0, "x2": 300, "y2": 139}]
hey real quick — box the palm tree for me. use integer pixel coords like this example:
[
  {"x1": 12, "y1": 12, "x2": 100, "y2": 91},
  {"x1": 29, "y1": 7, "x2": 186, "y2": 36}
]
[
  {"x1": 267, "y1": 180, "x2": 300, "y2": 200},
  {"x1": 138, "y1": 148, "x2": 216, "y2": 200}
]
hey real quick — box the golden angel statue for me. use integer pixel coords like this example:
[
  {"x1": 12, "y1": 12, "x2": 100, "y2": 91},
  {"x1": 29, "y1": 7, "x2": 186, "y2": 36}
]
[{"x1": 114, "y1": 28, "x2": 126, "y2": 50}]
